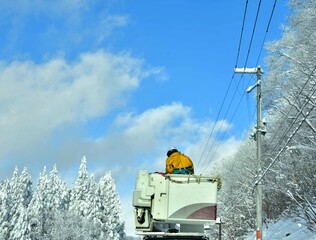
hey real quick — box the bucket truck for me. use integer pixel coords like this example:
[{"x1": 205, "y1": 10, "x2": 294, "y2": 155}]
[{"x1": 132, "y1": 170, "x2": 221, "y2": 240}]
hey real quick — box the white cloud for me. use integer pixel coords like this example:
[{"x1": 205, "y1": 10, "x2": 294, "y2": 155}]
[
  {"x1": 97, "y1": 15, "x2": 129, "y2": 43},
  {"x1": 81, "y1": 103, "x2": 239, "y2": 177},
  {"x1": 0, "y1": 52, "x2": 240, "y2": 237},
  {"x1": 112, "y1": 105, "x2": 240, "y2": 237},
  {"x1": 0, "y1": 50, "x2": 154, "y2": 160}
]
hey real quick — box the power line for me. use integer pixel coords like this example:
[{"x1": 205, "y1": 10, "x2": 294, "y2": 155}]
[
  {"x1": 256, "y1": 0, "x2": 278, "y2": 65},
  {"x1": 198, "y1": 75, "x2": 245, "y2": 173},
  {"x1": 220, "y1": 65, "x2": 316, "y2": 216},
  {"x1": 202, "y1": 88, "x2": 247, "y2": 174},
  {"x1": 249, "y1": 2, "x2": 302, "y2": 172},
  {"x1": 260, "y1": 63, "x2": 316, "y2": 167},
  {"x1": 197, "y1": 0, "x2": 251, "y2": 172},
  {"x1": 198, "y1": 0, "x2": 267, "y2": 173},
  {"x1": 235, "y1": 0, "x2": 250, "y2": 68},
  {"x1": 219, "y1": 1, "x2": 310, "y2": 224},
  {"x1": 196, "y1": 73, "x2": 235, "y2": 171},
  {"x1": 244, "y1": 0, "x2": 263, "y2": 67},
  {"x1": 254, "y1": 64, "x2": 316, "y2": 185},
  {"x1": 224, "y1": 65, "x2": 316, "y2": 218}
]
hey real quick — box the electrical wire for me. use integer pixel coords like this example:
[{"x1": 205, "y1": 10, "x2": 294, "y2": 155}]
[
  {"x1": 198, "y1": 74, "x2": 245, "y2": 173},
  {"x1": 202, "y1": 87, "x2": 247, "y2": 174},
  {"x1": 196, "y1": 72, "x2": 235, "y2": 171},
  {"x1": 205, "y1": 0, "x2": 264, "y2": 168},
  {"x1": 260, "y1": 63, "x2": 316, "y2": 168},
  {"x1": 254, "y1": 64, "x2": 316, "y2": 186},
  {"x1": 197, "y1": 0, "x2": 251, "y2": 172},
  {"x1": 256, "y1": 0, "x2": 278, "y2": 65},
  {"x1": 223, "y1": 64, "x2": 316, "y2": 217},
  {"x1": 244, "y1": 0, "x2": 263, "y2": 67},
  {"x1": 235, "y1": 0, "x2": 249, "y2": 68},
  {"x1": 222, "y1": 63, "x2": 316, "y2": 217},
  {"x1": 198, "y1": 0, "x2": 266, "y2": 173},
  {"x1": 219, "y1": 1, "x2": 302, "y2": 221},
  {"x1": 212, "y1": 0, "x2": 290, "y2": 175}
]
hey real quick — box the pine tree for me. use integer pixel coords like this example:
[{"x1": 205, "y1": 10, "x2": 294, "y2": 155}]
[
  {"x1": 9, "y1": 203, "x2": 31, "y2": 240},
  {"x1": 9, "y1": 168, "x2": 33, "y2": 240},
  {"x1": 9, "y1": 166, "x2": 20, "y2": 231},
  {"x1": 28, "y1": 167, "x2": 49, "y2": 239},
  {"x1": 0, "y1": 158, "x2": 127, "y2": 239},
  {"x1": 98, "y1": 172, "x2": 125, "y2": 240},
  {"x1": 69, "y1": 156, "x2": 89, "y2": 218},
  {"x1": 48, "y1": 165, "x2": 69, "y2": 212},
  {"x1": 50, "y1": 211, "x2": 90, "y2": 240},
  {"x1": 0, "y1": 180, "x2": 11, "y2": 239},
  {"x1": 42, "y1": 165, "x2": 70, "y2": 239},
  {"x1": 85, "y1": 174, "x2": 102, "y2": 239},
  {"x1": 19, "y1": 168, "x2": 33, "y2": 208}
]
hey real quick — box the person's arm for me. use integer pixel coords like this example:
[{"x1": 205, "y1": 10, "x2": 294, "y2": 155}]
[
  {"x1": 166, "y1": 158, "x2": 173, "y2": 173},
  {"x1": 187, "y1": 156, "x2": 194, "y2": 173}
]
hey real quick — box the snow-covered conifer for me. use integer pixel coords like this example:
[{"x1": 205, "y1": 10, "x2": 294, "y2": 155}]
[
  {"x1": 69, "y1": 156, "x2": 89, "y2": 218},
  {"x1": 85, "y1": 174, "x2": 103, "y2": 238},
  {"x1": 19, "y1": 168, "x2": 33, "y2": 208},
  {"x1": 50, "y1": 211, "x2": 91, "y2": 240},
  {"x1": 48, "y1": 165, "x2": 69, "y2": 212},
  {"x1": 8, "y1": 168, "x2": 33, "y2": 240},
  {"x1": 9, "y1": 203, "x2": 31, "y2": 240},
  {"x1": 98, "y1": 172, "x2": 124, "y2": 240},
  {"x1": 28, "y1": 167, "x2": 49, "y2": 239},
  {"x1": 0, "y1": 180, "x2": 11, "y2": 239},
  {"x1": 0, "y1": 158, "x2": 126, "y2": 239}
]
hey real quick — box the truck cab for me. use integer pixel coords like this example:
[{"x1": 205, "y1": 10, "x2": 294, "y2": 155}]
[{"x1": 132, "y1": 170, "x2": 221, "y2": 240}]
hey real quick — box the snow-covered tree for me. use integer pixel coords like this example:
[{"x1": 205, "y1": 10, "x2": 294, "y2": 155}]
[
  {"x1": 209, "y1": 138, "x2": 257, "y2": 238},
  {"x1": 262, "y1": 0, "x2": 316, "y2": 230},
  {"x1": 210, "y1": 1, "x2": 316, "y2": 235},
  {"x1": 85, "y1": 174, "x2": 102, "y2": 239},
  {"x1": 98, "y1": 172, "x2": 125, "y2": 240},
  {"x1": 69, "y1": 156, "x2": 89, "y2": 218},
  {"x1": 41, "y1": 165, "x2": 70, "y2": 239},
  {"x1": 18, "y1": 168, "x2": 33, "y2": 208},
  {"x1": 28, "y1": 167, "x2": 50, "y2": 239},
  {"x1": 50, "y1": 211, "x2": 91, "y2": 240},
  {"x1": 48, "y1": 165, "x2": 69, "y2": 212},
  {"x1": 9, "y1": 203, "x2": 31, "y2": 240},
  {"x1": 0, "y1": 158, "x2": 126, "y2": 239},
  {"x1": 9, "y1": 168, "x2": 32, "y2": 240},
  {"x1": 8, "y1": 167, "x2": 21, "y2": 233},
  {"x1": 0, "y1": 180, "x2": 11, "y2": 239}
]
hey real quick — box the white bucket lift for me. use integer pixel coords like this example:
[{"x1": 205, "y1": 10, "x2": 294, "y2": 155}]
[{"x1": 133, "y1": 170, "x2": 220, "y2": 238}]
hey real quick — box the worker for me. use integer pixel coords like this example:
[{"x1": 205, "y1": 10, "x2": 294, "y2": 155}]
[{"x1": 165, "y1": 147, "x2": 194, "y2": 174}]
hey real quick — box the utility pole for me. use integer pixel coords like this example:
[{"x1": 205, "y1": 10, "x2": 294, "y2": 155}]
[
  {"x1": 216, "y1": 217, "x2": 223, "y2": 240},
  {"x1": 234, "y1": 66, "x2": 264, "y2": 240}
]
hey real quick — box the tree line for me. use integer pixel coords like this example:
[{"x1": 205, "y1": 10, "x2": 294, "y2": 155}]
[{"x1": 0, "y1": 156, "x2": 125, "y2": 240}]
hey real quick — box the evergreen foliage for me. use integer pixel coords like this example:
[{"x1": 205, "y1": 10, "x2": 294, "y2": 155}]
[{"x1": 0, "y1": 157, "x2": 125, "y2": 239}]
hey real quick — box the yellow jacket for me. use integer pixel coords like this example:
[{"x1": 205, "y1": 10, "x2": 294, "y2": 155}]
[{"x1": 166, "y1": 152, "x2": 194, "y2": 174}]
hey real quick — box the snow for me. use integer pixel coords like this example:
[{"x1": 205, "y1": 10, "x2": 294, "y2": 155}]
[
  {"x1": 245, "y1": 218, "x2": 315, "y2": 240},
  {"x1": 0, "y1": 158, "x2": 125, "y2": 239}
]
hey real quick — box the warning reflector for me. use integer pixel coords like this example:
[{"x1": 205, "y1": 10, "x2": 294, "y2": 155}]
[{"x1": 256, "y1": 229, "x2": 261, "y2": 239}]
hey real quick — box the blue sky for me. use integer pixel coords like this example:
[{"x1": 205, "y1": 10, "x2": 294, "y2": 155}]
[{"x1": 0, "y1": 0, "x2": 289, "y2": 236}]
